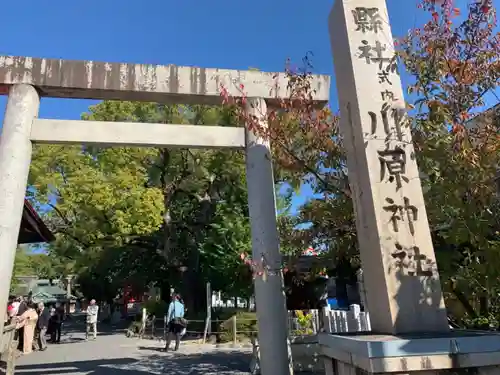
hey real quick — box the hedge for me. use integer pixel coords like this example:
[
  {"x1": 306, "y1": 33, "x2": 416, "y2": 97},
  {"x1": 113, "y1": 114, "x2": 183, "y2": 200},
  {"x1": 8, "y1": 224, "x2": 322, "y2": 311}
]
[{"x1": 218, "y1": 311, "x2": 257, "y2": 343}]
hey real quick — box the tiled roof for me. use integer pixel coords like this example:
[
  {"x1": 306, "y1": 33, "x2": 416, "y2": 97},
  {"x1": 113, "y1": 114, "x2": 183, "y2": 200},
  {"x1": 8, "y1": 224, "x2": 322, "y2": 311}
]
[
  {"x1": 19, "y1": 200, "x2": 55, "y2": 244},
  {"x1": 32, "y1": 285, "x2": 67, "y2": 297}
]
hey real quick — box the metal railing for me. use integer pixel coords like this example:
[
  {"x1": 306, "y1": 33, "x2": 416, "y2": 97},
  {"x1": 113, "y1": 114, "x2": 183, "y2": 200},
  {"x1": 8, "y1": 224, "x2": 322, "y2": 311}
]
[{"x1": 136, "y1": 315, "x2": 258, "y2": 344}]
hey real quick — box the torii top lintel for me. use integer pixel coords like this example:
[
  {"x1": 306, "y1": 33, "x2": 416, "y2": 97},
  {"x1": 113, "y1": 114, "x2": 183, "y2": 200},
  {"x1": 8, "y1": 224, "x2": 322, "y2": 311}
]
[{"x1": 0, "y1": 56, "x2": 330, "y2": 106}]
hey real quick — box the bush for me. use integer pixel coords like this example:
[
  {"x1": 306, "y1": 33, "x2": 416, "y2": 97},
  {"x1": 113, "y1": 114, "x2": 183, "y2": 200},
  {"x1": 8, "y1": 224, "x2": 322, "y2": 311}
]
[
  {"x1": 182, "y1": 307, "x2": 252, "y2": 338},
  {"x1": 293, "y1": 310, "x2": 314, "y2": 335},
  {"x1": 143, "y1": 299, "x2": 168, "y2": 317},
  {"x1": 218, "y1": 311, "x2": 257, "y2": 343},
  {"x1": 125, "y1": 321, "x2": 142, "y2": 337}
]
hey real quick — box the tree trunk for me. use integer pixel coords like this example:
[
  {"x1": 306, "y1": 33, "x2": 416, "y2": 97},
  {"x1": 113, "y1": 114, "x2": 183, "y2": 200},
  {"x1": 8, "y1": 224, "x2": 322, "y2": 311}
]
[
  {"x1": 159, "y1": 281, "x2": 171, "y2": 302},
  {"x1": 479, "y1": 295, "x2": 489, "y2": 317},
  {"x1": 180, "y1": 270, "x2": 197, "y2": 314},
  {"x1": 183, "y1": 185, "x2": 218, "y2": 314},
  {"x1": 451, "y1": 287, "x2": 477, "y2": 318}
]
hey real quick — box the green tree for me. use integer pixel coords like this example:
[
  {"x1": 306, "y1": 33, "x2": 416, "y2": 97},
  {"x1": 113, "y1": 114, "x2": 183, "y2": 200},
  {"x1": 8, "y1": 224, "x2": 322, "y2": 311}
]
[
  {"x1": 30, "y1": 101, "x2": 254, "y2": 312},
  {"x1": 10, "y1": 247, "x2": 32, "y2": 292},
  {"x1": 221, "y1": 1, "x2": 499, "y2": 325},
  {"x1": 10, "y1": 247, "x2": 65, "y2": 292},
  {"x1": 398, "y1": 0, "x2": 499, "y2": 327}
]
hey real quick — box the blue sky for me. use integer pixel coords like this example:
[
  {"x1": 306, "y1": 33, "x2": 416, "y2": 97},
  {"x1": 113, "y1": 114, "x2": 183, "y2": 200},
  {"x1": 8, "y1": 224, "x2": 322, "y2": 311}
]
[{"x1": 1, "y1": 0, "x2": 498, "y2": 214}]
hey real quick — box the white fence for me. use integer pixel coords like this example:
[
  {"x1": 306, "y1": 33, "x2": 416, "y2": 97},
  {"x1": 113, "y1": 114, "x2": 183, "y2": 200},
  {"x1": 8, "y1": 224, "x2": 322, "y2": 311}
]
[
  {"x1": 211, "y1": 292, "x2": 255, "y2": 309},
  {"x1": 322, "y1": 305, "x2": 371, "y2": 333},
  {"x1": 287, "y1": 305, "x2": 371, "y2": 336}
]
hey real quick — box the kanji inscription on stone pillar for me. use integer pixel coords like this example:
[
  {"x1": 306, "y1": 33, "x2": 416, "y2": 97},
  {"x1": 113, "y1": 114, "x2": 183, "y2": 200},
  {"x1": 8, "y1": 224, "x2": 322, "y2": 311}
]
[{"x1": 329, "y1": 0, "x2": 449, "y2": 333}]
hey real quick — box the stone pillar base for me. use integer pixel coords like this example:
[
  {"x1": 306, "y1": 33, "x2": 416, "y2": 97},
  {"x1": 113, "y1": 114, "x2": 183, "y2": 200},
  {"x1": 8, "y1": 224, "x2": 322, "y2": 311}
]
[
  {"x1": 327, "y1": 359, "x2": 499, "y2": 375},
  {"x1": 319, "y1": 331, "x2": 500, "y2": 374}
]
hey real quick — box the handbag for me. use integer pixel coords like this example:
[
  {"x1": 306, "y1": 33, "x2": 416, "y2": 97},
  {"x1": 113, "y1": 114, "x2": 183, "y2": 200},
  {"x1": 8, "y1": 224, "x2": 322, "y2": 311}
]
[
  {"x1": 174, "y1": 317, "x2": 188, "y2": 327},
  {"x1": 172, "y1": 303, "x2": 188, "y2": 327}
]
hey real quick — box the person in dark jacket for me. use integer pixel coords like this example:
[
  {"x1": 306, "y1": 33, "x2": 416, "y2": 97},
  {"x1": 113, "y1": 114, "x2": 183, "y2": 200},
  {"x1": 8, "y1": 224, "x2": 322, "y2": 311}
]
[
  {"x1": 16, "y1": 297, "x2": 28, "y2": 350},
  {"x1": 17, "y1": 297, "x2": 28, "y2": 316},
  {"x1": 36, "y1": 302, "x2": 50, "y2": 351},
  {"x1": 50, "y1": 304, "x2": 64, "y2": 343}
]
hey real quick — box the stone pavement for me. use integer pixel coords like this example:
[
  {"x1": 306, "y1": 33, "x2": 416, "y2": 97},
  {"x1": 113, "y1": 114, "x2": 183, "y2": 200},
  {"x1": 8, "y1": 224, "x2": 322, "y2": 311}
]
[{"x1": 15, "y1": 326, "x2": 253, "y2": 375}]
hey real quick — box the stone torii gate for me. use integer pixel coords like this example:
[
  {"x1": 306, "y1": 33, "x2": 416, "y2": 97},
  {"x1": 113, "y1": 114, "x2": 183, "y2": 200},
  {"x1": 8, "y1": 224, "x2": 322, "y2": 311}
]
[{"x1": 0, "y1": 55, "x2": 330, "y2": 375}]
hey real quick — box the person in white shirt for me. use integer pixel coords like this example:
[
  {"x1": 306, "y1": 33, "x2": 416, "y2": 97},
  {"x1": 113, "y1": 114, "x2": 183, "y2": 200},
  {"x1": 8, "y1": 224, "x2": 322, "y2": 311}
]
[
  {"x1": 86, "y1": 299, "x2": 99, "y2": 340},
  {"x1": 164, "y1": 294, "x2": 186, "y2": 352}
]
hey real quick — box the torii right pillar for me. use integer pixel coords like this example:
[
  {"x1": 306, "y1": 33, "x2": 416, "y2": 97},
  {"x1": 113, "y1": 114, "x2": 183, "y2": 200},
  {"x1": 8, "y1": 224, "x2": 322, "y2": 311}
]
[{"x1": 319, "y1": 0, "x2": 500, "y2": 374}]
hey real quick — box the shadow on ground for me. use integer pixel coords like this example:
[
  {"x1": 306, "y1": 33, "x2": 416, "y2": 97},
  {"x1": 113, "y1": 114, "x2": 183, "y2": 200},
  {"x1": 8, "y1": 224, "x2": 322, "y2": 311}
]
[
  {"x1": 60, "y1": 327, "x2": 125, "y2": 337},
  {"x1": 56, "y1": 336, "x2": 86, "y2": 344},
  {"x1": 137, "y1": 345, "x2": 164, "y2": 352},
  {"x1": 57, "y1": 316, "x2": 128, "y2": 340},
  {"x1": 15, "y1": 351, "x2": 251, "y2": 375}
]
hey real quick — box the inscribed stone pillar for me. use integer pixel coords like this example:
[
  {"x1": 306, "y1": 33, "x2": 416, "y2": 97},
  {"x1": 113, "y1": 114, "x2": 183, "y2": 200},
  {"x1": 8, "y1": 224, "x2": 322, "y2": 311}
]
[
  {"x1": 0, "y1": 84, "x2": 39, "y2": 335},
  {"x1": 329, "y1": 0, "x2": 448, "y2": 333},
  {"x1": 245, "y1": 97, "x2": 293, "y2": 375}
]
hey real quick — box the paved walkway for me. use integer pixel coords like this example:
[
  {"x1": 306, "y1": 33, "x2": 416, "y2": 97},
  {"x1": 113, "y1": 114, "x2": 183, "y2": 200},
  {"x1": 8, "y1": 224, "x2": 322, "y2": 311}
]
[{"x1": 15, "y1": 324, "x2": 252, "y2": 374}]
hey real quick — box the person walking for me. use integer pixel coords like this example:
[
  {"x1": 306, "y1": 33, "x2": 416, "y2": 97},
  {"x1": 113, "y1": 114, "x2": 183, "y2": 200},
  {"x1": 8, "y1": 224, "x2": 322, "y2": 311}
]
[
  {"x1": 47, "y1": 305, "x2": 56, "y2": 338},
  {"x1": 50, "y1": 304, "x2": 64, "y2": 343},
  {"x1": 86, "y1": 299, "x2": 99, "y2": 340},
  {"x1": 164, "y1": 294, "x2": 186, "y2": 352},
  {"x1": 35, "y1": 302, "x2": 50, "y2": 351}
]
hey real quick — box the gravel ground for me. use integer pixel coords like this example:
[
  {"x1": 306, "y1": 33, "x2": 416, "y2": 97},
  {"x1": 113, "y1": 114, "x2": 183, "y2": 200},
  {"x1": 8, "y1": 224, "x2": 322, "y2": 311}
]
[{"x1": 15, "y1": 322, "x2": 253, "y2": 375}]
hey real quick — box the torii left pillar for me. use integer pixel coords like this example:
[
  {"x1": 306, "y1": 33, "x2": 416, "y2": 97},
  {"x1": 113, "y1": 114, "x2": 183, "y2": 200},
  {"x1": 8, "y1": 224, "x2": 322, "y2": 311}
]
[{"x1": 0, "y1": 84, "x2": 39, "y2": 335}]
